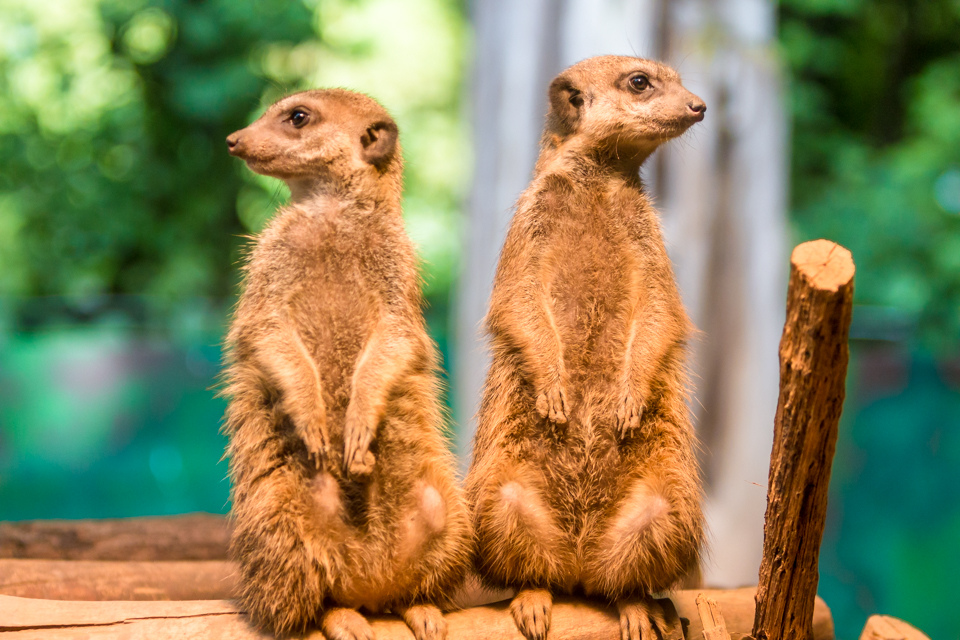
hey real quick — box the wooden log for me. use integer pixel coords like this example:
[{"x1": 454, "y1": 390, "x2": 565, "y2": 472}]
[
  {"x1": 0, "y1": 513, "x2": 230, "y2": 561},
  {"x1": 753, "y1": 240, "x2": 854, "y2": 640},
  {"x1": 0, "y1": 559, "x2": 236, "y2": 601},
  {"x1": 859, "y1": 615, "x2": 930, "y2": 640},
  {"x1": 0, "y1": 560, "x2": 509, "y2": 605},
  {"x1": 0, "y1": 588, "x2": 834, "y2": 639}
]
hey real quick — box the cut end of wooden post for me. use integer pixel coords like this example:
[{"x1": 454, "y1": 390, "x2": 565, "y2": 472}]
[
  {"x1": 791, "y1": 239, "x2": 855, "y2": 292},
  {"x1": 859, "y1": 614, "x2": 930, "y2": 640}
]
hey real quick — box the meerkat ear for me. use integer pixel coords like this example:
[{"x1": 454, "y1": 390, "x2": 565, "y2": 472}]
[
  {"x1": 360, "y1": 121, "x2": 398, "y2": 168},
  {"x1": 548, "y1": 76, "x2": 584, "y2": 137}
]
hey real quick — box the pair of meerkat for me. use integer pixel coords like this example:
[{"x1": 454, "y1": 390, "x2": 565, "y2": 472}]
[{"x1": 223, "y1": 55, "x2": 705, "y2": 640}]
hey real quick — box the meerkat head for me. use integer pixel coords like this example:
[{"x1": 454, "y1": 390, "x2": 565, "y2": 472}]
[
  {"x1": 226, "y1": 89, "x2": 400, "y2": 199},
  {"x1": 544, "y1": 55, "x2": 705, "y2": 165}
]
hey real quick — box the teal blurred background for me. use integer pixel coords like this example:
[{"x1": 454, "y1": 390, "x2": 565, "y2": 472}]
[{"x1": 0, "y1": 0, "x2": 958, "y2": 638}]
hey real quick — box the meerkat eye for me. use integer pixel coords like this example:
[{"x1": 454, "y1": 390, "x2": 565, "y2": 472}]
[
  {"x1": 289, "y1": 109, "x2": 310, "y2": 128},
  {"x1": 629, "y1": 75, "x2": 650, "y2": 92}
]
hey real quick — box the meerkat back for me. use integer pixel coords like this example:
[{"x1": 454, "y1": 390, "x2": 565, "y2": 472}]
[
  {"x1": 222, "y1": 89, "x2": 471, "y2": 640},
  {"x1": 466, "y1": 56, "x2": 707, "y2": 640}
]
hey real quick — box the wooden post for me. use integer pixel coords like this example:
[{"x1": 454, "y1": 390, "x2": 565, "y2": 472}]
[{"x1": 752, "y1": 240, "x2": 854, "y2": 640}]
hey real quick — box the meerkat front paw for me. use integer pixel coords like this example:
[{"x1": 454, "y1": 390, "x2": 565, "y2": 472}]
[
  {"x1": 617, "y1": 595, "x2": 682, "y2": 640},
  {"x1": 510, "y1": 589, "x2": 553, "y2": 640},
  {"x1": 321, "y1": 608, "x2": 375, "y2": 640},
  {"x1": 536, "y1": 380, "x2": 569, "y2": 425},
  {"x1": 615, "y1": 390, "x2": 645, "y2": 439},
  {"x1": 399, "y1": 604, "x2": 448, "y2": 640},
  {"x1": 298, "y1": 419, "x2": 329, "y2": 469},
  {"x1": 343, "y1": 408, "x2": 376, "y2": 477}
]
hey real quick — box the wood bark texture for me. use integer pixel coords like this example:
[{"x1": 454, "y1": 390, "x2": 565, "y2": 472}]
[
  {"x1": 0, "y1": 559, "x2": 236, "y2": 601},
  {"x1": 0, "y1": 588, "x2": 834, "y2": 640},
  {"x1": 859, "y1": 615, "x2": 930, "y2": 640},
  {"x1": 0, "y1": 514, "x2": 230, "y2": 561},
  {"x1": 752, "y1": 240, "x2": 855, "y2": 640}
]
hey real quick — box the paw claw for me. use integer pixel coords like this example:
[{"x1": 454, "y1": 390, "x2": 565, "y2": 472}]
[
  {"x1": 537, "y1": 382, "x2": 569, "y2": 425},
  {"x1": 617, "y1": 596, "x2": 682, "y2": 640},
  {"x1": 400, "y1": 605, "x2": 447, "y2": 640},
  {"x1": 615, "y1": 391, "x2": 645, "y2": 439},
  {"x1": 510, "y1": 589, "x2": 552, "y2": 640},
  {"x1": 347, "y1": 450, "x2": 375, "y2": 477},
  {"x1": 321, "y1": 608, "x2": 374, "y2": 640},
  {"x1": 343, "y1": 412, "x2": 375, "y2": 476},
  {"x1": 298, "y1": 423, "x2": 328, "y2": 469}
]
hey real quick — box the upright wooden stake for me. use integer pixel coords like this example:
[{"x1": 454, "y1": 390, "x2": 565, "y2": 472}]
[{"x1": 752, "y1": 240, "x2": 854, "y2": 640}]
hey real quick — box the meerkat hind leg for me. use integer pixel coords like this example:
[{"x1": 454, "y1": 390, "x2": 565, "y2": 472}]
[
  {"x1": 397, "y1": 604, "x2": 448, "y2": 640},
  {"x1": 494, "y1": 479, "x2": 566, "y2": 562},
  {"x1": 601, "y1": 482, "x2": 671, "y2": 559},
  {"x1": 396, "y1": 481, "x2": 447, "y2": 564},
  {"x1": 617, "y1": 595, "x2": 682, "y2": 640},
  {"x1": 321, "y1": 608, "x2": 374, "y2": 640}
]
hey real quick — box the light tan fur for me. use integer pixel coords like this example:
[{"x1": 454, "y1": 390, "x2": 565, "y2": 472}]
[
  {"x1": 465, "y1": 56, "x2": 707, "y2": 640},
  {"x1": 222, "y1": 89, "x2": 471, "y2": 638}
]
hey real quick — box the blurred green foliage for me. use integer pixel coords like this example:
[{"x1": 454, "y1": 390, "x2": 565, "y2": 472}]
[
  {"x1": 781, "y1": 0, "x2": 960, "y2": 350},
  {"x1": 0, "y1": 0, "x2": 467, "y2": 320}
]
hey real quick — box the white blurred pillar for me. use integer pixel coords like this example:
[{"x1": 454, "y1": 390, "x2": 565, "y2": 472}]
[{"x1": 456, "y1": 0, "x2": 787, "y2": 589}]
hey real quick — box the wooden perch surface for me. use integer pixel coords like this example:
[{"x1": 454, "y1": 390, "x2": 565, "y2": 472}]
[
  {"x1": 0, "y1": 559, "x2": 236, "y2": 601},
  {"x1": 753, "y1": 239, "x2": 854, "y2": 640},
  {"x1": 0, "y1": 513, "x2": 230, "y2": 561},
  {"x1": 0, "y1": 588, "x2": 833, "y2": 639}
]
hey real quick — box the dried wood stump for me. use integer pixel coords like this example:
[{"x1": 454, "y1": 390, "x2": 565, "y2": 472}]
[{"x1": 752, "y1": 239, "x2": 854, "y2": 640}]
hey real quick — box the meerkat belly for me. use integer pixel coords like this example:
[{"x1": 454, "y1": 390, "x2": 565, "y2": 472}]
[
  {"x1": 293, "y1": 268, "x2": 379, "y2": 425},
  {"x1": 546, "y1": 222, "x2": 636, "y2": 390}
]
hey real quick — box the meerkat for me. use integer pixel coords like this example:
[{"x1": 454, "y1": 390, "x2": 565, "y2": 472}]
[
  {"x1": 465, "y1": 56, "x2": 707, "y2": 640},
  {"x1": 222, "y1": 89, "x2": 471, "y2": 640}
]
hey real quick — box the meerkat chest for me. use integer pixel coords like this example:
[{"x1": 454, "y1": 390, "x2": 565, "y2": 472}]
[
  {"x1": 543, "y1": 199, "x2": 641, "y2": 348},
  {"x1": 264, "y1": 220, "x2": 386, "y2": 398}
]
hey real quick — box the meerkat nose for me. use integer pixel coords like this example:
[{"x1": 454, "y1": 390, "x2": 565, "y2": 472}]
[
  {"x1": 226, "y1": 133, "x2": 242, "y2": 155},
  {"x1": 687, "y1": 101, "x2": 706, "y2": 118}
]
